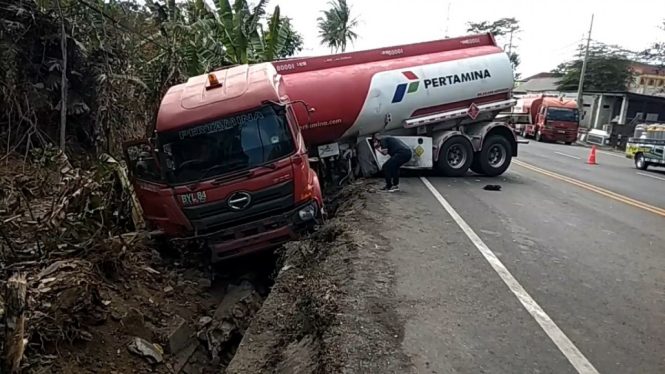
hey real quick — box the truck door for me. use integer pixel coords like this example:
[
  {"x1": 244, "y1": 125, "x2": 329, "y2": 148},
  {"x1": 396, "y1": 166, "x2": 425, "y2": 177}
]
[
  {"x1": 537, "y1": 106, "x2": 547, "y2": 128},
  {"x1": 122, "y1": 139, "x2": 170, "y2": 230}
]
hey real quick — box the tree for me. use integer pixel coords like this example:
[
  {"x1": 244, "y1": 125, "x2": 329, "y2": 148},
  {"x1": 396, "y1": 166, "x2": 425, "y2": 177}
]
[
  {"x1": 186, "y1": 0, "x2": 299, "y2": 69},
  {"x1": 270, "y1": 16, "x2": 303, "y2": 59},
  {"x1": 642, "y1": 19, "x2": 665, "y2": 76},
  {"x1": 467, "y1": 18, "x2": 521, "y2": 76},
  {"x1": 552, "y1": 43, "x2": 634, "y2": 92},
  {"x1": 0, "y1": 0, "x2": 304, "y2": 157},
  {"x1": 317, "y1": 0, "x2": 359, "y2": 53}
]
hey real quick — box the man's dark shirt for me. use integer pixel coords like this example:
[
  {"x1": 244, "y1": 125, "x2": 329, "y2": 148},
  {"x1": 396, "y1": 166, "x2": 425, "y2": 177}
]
[{"x1": 379, "y1": 137, "x2": 411, "y2": 157}]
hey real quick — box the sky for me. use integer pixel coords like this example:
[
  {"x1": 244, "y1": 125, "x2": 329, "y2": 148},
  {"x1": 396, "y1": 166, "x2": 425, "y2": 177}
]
[{"x1": 261, "y1": 0, "x2": 664, "y2": 78}]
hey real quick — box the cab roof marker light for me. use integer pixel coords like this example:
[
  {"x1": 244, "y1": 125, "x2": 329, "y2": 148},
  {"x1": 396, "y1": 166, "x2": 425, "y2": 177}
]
[{"x1": 206, "y1": 73, "x2": 222, "y2": 90}]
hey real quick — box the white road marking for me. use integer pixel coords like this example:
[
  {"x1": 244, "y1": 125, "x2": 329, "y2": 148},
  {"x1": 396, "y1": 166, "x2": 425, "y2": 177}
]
[
  {"x1": 554, "y1": 151, "x2": 581, "y2": 160},
  {"x1": 420, "y1": 176, "x2": 600, "y2": 374},
  {"x1": 637, "y1": 172, "x2": 665, "y2": 181}
]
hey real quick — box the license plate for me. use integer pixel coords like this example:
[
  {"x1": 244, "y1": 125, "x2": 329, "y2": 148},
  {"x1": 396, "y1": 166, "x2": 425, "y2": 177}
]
[{"x1": 558, "y1": 130, "x2": 566, "y2": 134}]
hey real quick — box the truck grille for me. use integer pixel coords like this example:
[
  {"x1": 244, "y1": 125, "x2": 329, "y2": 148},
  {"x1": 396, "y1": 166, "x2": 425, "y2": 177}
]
[{"x1": 182, "y1": 180, "x2": 295, "y2": 234}]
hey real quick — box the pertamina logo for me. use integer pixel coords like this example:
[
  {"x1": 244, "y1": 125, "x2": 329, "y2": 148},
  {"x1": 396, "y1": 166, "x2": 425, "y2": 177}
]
[
  {"x1": 391, "y1": 68, "x2": 493, "y2": 104},
  {"x1": 391, "y1": 71, "x2": 420, "y2": 103}
]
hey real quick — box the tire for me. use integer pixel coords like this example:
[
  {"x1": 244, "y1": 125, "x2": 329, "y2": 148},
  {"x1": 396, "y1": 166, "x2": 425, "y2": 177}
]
[
  {"x1": 436, "y1": 137, "x2": 474, "y2": 177},
  {"x1": 520, "y1": 126, "x2": 528, "y2": 138},
  {"x1": 635, "y1": 153, "x2": 649, "y2": 170},
  {"x1": 536, "y1": 129, "x2": 544, "y2": 142},
  {"x1": 470, "y1": 152, "x2": 484, "y2": 175},
  {"x1": 565, "y1": 142, "x2": 572, "y2": 145},
  {"x1": 478, "y1": 135, "x2": 513, "y2": 177}
]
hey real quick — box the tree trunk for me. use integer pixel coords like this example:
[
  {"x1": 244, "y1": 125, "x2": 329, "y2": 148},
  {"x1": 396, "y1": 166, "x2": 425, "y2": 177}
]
[
  {"x1": 56, "y1": 0, "x2": 68, "y2": 151},
  {"x1": 2, "y1": 273, "x2": 27, "y2": 373}
]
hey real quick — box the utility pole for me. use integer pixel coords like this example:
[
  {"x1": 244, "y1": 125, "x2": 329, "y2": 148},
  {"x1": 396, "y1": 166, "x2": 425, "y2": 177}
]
[{"x1": 576, "y1": 14, "x2": 594, "y2": 115}]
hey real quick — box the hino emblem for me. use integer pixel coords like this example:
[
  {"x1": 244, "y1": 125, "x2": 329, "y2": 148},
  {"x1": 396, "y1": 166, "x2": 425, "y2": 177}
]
[{"x1": 228, "y1": 191, "x2": 252, "y2": 210}]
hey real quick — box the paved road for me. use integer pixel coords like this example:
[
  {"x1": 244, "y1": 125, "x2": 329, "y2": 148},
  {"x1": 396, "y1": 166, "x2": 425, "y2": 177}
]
[
  {"x1": 378, "y1": 140, "x2": 665, "y2": 373},
  {"x1": 516, "y1": 140, "x2": 665, "y2": 210}
]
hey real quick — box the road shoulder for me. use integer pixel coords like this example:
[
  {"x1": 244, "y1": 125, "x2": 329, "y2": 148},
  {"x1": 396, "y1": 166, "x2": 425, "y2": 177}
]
[{"x1": 226, "y1": 181, "x2": 415, "y2": 373}]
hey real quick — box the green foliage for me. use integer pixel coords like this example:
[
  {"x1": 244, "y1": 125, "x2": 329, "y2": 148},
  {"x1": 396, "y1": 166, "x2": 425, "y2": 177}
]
[
  {"x1": 467, "y1": 18, "x2": 521, "y2": 75},
  {"x1": 553, "y1": 43, "x2": 634, "y2": 92},
  {"x1": 317, "y1": 0, "x2": 359, "y2": 53},
  {"x1": 0, "y1": 0, "x2": 304, "y2": 157},
  {"x1": 269, "y1": 16, "x2": 303, "y2": 59}
]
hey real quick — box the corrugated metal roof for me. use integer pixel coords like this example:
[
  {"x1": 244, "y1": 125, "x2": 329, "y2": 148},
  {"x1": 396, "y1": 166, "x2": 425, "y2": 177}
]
[{"x1": 512, "y1": 77, "x2": 561, "y2": 93}]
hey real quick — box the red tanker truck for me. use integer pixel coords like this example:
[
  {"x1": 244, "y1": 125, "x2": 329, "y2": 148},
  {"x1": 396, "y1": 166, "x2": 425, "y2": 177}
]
[
  {"x1": 123, "y1": 33, "x2": 522, "y2": 262},
  {"x1": 518, "y1": 94, "x2": 579, "y2": 144}
]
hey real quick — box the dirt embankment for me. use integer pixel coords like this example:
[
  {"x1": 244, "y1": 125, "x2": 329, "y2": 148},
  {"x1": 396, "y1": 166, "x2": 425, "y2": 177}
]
[
  {"x1": 226, "y1": 182, "x2": 414, "y2": 374},
  {"x1": 1, "y1": 151, "x2": 414, "y2": 373},
  {"x1": 0, "y1": 154, "x2": 277, "y2": 373}
]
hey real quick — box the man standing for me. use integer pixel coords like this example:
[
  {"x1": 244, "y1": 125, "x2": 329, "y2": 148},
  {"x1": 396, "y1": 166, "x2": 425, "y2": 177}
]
[{"x1": 372, "y1": 134, "x2": 413, "y2": 192}]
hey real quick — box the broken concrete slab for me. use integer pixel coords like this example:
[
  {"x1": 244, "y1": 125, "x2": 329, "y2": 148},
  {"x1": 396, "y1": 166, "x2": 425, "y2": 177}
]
[
  {"x1": 171, "y1": 339, "x2": 199, "y2": 374},
  {"x1": 161, "y1": 315, "x2": 194, "y2": 355},
  {"x1": 127, "y1": 337, "x2": 163, "y2": 364},
  {"x1": 213, "y1": 281, "x2": 262, "y2": 329}
]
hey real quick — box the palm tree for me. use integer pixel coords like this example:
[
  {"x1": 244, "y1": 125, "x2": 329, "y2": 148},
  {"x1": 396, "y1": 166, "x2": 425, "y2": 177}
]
[{"x1": 317, "y1": 0, "x2": 359, "y2": 53}]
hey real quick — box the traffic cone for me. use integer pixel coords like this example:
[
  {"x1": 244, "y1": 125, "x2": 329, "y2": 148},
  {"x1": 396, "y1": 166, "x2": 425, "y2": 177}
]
[{"x1": 587, "y1": 146, "x2": 598, "y2": 165}]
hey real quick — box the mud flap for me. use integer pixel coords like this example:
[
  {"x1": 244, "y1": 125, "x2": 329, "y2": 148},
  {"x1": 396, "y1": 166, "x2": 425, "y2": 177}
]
[{"x1": 355, "y1": 138, "x2": 380, "y2": 177}]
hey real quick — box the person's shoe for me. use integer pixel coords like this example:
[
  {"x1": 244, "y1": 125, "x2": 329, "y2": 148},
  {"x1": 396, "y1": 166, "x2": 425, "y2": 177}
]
[
  {"x1": 379, "y1": 186, "x2": 394, "y2": 192},
  {"x1": 391, "y1": 185, "x2": 400, "y2": 192}
]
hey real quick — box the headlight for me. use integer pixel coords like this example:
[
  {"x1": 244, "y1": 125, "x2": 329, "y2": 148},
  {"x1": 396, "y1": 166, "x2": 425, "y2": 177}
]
[{"x1": 298, "y1": 204, "x2": 317, "y2": 221}]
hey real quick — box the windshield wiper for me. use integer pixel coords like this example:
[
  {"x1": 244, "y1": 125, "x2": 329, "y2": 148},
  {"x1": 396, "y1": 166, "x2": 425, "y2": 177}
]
[
  {"x1": 188, "y1": 162, "x2": 243, "y2": 190},
  {"x1": 257, "y1": 162, "x2": 277, "y2": 169}
]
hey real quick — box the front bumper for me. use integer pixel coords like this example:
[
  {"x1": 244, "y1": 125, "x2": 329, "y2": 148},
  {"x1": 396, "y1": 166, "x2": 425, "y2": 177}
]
[
  {"x1": 202, "y1": 200, "x2": 320, "y2": 262},
  {"x1": 541, "y1": 130, "x2": 577, "y2": 142}
]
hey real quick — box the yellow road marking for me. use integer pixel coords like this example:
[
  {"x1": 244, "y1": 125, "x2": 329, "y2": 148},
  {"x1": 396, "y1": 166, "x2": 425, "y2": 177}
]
[{"x1": 513, "y1": 159, "x2": 665, "y2": 217}]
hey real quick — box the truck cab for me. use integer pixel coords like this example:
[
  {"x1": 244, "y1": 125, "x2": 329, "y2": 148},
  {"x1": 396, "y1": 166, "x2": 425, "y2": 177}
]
[
  {"x1": 520, "y1": 95, "x2": 579, "y2": 144},
  {"x1": 124, "y1": 64, "x2": 323, "y2": 263}
]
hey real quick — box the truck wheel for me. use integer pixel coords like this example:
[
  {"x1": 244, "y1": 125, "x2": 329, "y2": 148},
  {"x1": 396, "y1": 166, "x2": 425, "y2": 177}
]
[
  {"x1": 536, "y1": 129, "x2": 543, "y2": 142},
  {"x1": 565, "y1": 142, "x2": 572, "y2": 145},
  {"x1": 436, "y1": 137, "x2": 473, "y2": 177},
  {"x1": 635, "y1": 153, "x2": 649, "y2": 170},
  {"x1": 478, "y1": 135, "x2": 513, "y2": 177},
  {"x1": 470, "y1": 153, "x2": 484, "y2": 175},
  {"x1": 520, "y1": 126, "x2": 527, "y2": 138}
]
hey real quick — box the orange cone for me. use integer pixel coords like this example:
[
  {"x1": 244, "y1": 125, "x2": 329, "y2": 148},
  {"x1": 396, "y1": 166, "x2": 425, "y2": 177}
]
[{"x1": 587, "y1": 146, "x2": 598, "y2": 165}]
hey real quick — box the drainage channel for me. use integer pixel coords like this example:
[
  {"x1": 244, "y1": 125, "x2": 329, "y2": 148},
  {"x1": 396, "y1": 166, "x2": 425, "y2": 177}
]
[{"x1": 188, "y1": 185, "x2": 353, "y2": 373}]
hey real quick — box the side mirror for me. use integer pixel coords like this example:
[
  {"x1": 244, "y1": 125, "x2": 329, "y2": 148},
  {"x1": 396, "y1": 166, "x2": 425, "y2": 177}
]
[{"x1": 289, "y1": 100, "x2": 315, "y2": 125}]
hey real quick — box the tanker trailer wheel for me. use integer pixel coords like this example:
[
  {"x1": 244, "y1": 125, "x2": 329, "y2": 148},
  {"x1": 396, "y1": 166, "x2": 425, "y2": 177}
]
[
  {"x1": 477, "y1": 135, "x2": 513, "y2": 177},
  {"x1": 436, "y1": 137, "x2": 473, "y2": 177},
  {"x1": 470, "y1": 153, "x2": 483, "y2": 175}
]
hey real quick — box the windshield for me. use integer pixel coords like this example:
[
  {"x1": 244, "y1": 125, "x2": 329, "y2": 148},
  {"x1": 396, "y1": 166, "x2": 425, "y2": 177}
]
[
  {"x1": 547, "y1": 108, "x2": 579, "y2": 122},
  {"x1": 159, "y1": 105, "x2": 295, "y2": 185}
]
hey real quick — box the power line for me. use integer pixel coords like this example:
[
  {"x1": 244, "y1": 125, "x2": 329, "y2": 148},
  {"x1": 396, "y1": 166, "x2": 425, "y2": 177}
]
[
  {"x1": 531, "y1": 39, "x2": 585, "y2": 60},
  {"x1": 75, "y1": 0, "x2": 169, "y2": 50},
  {"x1": 588, "y1": 39, "x2": 645, "y2": 59}
]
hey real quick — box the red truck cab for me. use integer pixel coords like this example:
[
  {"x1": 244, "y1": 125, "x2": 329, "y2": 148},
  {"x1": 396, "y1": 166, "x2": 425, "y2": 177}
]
[
  {"x1": 520, "y1": 95, "x2": 579, "y2": 144},
  {"x1": 124, "y1": 64, "x2": 323, "y2": 262}
]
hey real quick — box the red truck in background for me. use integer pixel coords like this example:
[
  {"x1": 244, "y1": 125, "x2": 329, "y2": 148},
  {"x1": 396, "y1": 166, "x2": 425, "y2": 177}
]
[
  {"x1": 519, "y1": 94, "x2": 579, "y2": 144},
  {"x1": 124, "y1": 33, "x2": 523, "y2": 263}
]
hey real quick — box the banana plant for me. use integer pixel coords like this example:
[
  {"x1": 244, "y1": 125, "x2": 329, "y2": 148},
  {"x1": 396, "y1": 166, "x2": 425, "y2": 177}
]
[{"x1": 250, "y1": 6, "x2": 289, "y2": 62}]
